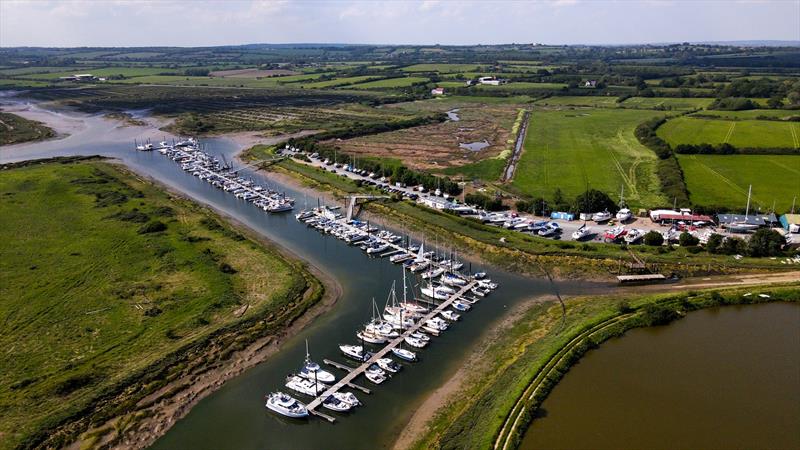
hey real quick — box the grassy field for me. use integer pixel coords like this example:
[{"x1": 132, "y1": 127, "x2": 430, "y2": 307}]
[
  {"x1": 658, "y1": 117, "x2": 800, "y2": 148},
  {"x1": 402, "y1": 63, "x2": 485, "y2": 73},
  {"x1": 0, "y1": 159, "x2": 318, "y2": 449},
  {"x1": 534, "y1": 96, "x2": 621, "y2": 108},
  {"x1": 409, "y1": 285, "x2": 800, "y2": 450},
  {"x1": 348, "y1": 76, "x2": 429, "y2": 89},
  {"x1": 691, "y1": 109, "x2": 800, "y2": 120},
  {"x1": 513, "y1": 108, "x2": 668, "y2": 207},
  {"x1": 534, "y1": 96, "x2": 712, "y2": 111},
  {"x1": 474, "y1": 82, "x2": 567, "y2": 91},
  {"x1": 677, "y1": 154, "x2": 800, "y2": 210},
  {"x1": 299, "y1": 75, "x2": 380, "y2": 89},
  {"x1": 0, "y1": 112, "x2": 55, "y2": 145}
]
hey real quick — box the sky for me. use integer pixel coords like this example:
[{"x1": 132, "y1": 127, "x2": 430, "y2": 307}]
[{"x1": 1, "y1": 0, "x2": 799, "y2": 48}]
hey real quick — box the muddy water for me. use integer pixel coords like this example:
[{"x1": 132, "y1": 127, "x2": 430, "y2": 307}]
[
  {"x1": 459, "y1": 139, "x2": 490, "y2": 151},
  {"x1": 520, "y1": 302, "x2": 800, "y2": 450}
]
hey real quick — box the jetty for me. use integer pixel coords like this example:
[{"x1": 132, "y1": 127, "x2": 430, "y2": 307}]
[{"x1": 305, "y1": 280, "x2": 478, "y2": 422}]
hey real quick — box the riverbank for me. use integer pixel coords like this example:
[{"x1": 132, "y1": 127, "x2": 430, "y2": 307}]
[
  {"x1": 402, "y1": 282, "x2": 800, "y2": 450},
  {"x1": 0, "y1": 111, "x2": 55, "y2": 145},
  {"x1": 239, "y1": 145, "x2": 794, "y2": 281},
  {"x1": 0, "y1": 157, "x2": 339, "y2": 450}
]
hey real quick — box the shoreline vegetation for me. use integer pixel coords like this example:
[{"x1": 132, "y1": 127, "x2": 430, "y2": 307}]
[
  {"x1": 241, "y1": 145, "x2": 793, "y2": 280},
  {"x1": 0, "y1": 157, "x2": 334, "y2": 450},
  {"x1": 402, "y1": 283, "x2": 800, "y2": 450},
  {"x1": 0, "y1": 111, "x2": 55, "y2": 145}
]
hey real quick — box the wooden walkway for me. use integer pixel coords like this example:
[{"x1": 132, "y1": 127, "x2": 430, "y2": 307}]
[{"x1": 305, "y1": 280, "x2": 478, "y2": 422}]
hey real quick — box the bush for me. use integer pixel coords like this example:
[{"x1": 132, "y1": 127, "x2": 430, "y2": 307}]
[
  {"x1": 643, "y1": 230, "x2": 664, "y2": 246},
  {"x1": 137, "y1": 220, "x2": 167, "y2": 234},
  {"x1": 747, "y1": 228, "x2": 785, "y2": 257},
  {"x1": 705, "y1": 233, "x2": 724, "y2": 253},
  {"x1": 678, "y1": 231, "x2": 700, "y2": 247},
  {"x1": 720, "y1": 236, "x2": 747, "y2": 255}
]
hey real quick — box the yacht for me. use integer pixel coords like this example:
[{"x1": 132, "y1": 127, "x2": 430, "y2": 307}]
[
  {"x1": 603, "y1": 226, "x2": 627, "y2": 242},
  {"x1": 421, "y1": 267, "x2": 445, "y2": 280},
  {"x1": 421, "y1": 283, "x2": 450, "y2": 300},
  {"x1": 538, "y1": 222, "x2": 560, "y2": 237},
  {"x1": 357, "y1": 329, "x2": 387, "y2": 345},
  {"x1": 453, "y1": 300, "x2": 472, "y2": 312},
  {"x1": 339, "y1": 344, "x2": 373, "y2": 362},
  {"x1": 410, "y1": 331, "x2": 431, "y2": 343},
  {"x1": 441, "y1": 273, "x2": 467, "y2": 286},
  {"x1": 391, "y1": 347, "x2": 417, "y2": 362},
  {"x1": 377, "y1": 358, "x2": 402, "y2": 373},
  {"x1": 366, "y1": 242, "x2": 390, "y2": 254},
  {"x1": 265, "y1": 392, "x2": 308, "y2": 418},
  {"x1": 285, "y1": 374, "x2": 326, "y2": 397},
  {"x1": 331, "y1": 391, "x2": 360, "y2": 408},
  {"x1": 624, "y1": 228, "x2": 645, "y2": 244},
  {"x1": 298, "y1": 340, "x2": 336, "y2": 384}
]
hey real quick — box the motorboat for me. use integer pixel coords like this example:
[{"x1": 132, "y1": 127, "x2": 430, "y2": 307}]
[
  {"x1": 365, "y1": 321, "x2": 399, "y2": 339},
  {"x1": 441, "y1": 310, "x2": 461, "y2": 321},
  {"x1": 476, "y1": 279, "x2": 498, "y2": 290},
  {"x1": 376, "y1": 358, "x2": 402, "y2": 373},
  {"x1": 421, "y1": 283, "x2": 451, "y2": 300},
  {"x1": 571, "y1": 224, "x2": 592, "y2": 241},
  {"x1": 285, "y1": 374, "x2": 326, "y2": 397},
  {"x1": 421, "y1": 268, "x2": 445, "y2": 279},
  {"x1": 472, "y1": 271, "x2": 487, "y2": 279},
  {"x1": 441, "y1": 273, "x2": 467, "y2": 286},
  {"x1": 453, "y1": 300, "x2": 471, "y2": 312},
  {"x1": 404, "y1": 336, "x2": 427, "y2": 348},
  {"x1": 592, "y1": 210, "x2": 612, "y2": 223},
  {"x1": 331, "y1": 391, "x2": 360, "y2": 408},
  {"x1": 410, "y1": 331, "x2": 431, "y2": 342},
  {"x1": 392, "y1": 347, "x2": 417, "y2": 362},
  {"x1": 426, "y1": 317, "x2": 449, "y2": 331},
  {"x1": 265, "y1": 392, "x2": 308, "y2": 418},
  {"x1": 365, "y1": 364, "x2": 388, "y2": 384},
  {"x1": 339, "y1": 344, "x2": 373, "y2": 362},
  {"x1": 357, "y1": 329, "x2": 387, "y2": 345},
  {"x1": 616, "y1": 208, "x2": 633, "y2": 222},
  {"x1": 538, "y1": 222, "x2": 560, "y2": 237},
  {"x1": 366, "y1": 243, "x2": 390, "y2": 254},
  {"x1": 299, "y1": 341, "x2": 336, "y2": 384},
  {"x1": 624, "y1": 228, "x2": 645, "y2": 244},
  {"x1": 322, "y1": 395, "x2": 353, "y2": 412},
  {"x1": 398, "y1": 302, "x2": 428, "y2": 315},
  {"x1": 603, "y1": 226, "x2": 627, "y2": 242}
]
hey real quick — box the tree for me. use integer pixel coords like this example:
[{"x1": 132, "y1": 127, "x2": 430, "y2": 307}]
[
  {"x1": 705, "y1": 233, "x2": 724, "y2": 253},
  {"x1": 644, "y1": 230, "x2": 664, "y2": 246},
  {"x1": 720, "y1": 236, "x2": 746, "y2": 255},
  {"x1": 679, "y1": 231, "x2": 699, "y2": 247},
  {"x1": 747, "y1": 228, "x2": 785, "y2": 257},
  {"x1": 767, "y1": 96, "x2": 784, "y2": 109},
  {"x1": 572, "y1": 189, "x2": 617, "y2": 214}
]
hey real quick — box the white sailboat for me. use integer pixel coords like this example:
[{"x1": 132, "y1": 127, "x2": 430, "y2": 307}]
[
  {"x1": 727, "y1": 185, "x2": 760, "y2": 233},
  {"x1": 298, "y1": 340, "x2": 336, "y2": 384}
]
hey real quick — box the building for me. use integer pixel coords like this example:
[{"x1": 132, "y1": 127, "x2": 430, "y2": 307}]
[
  {"x1": 716, "y1": 213, "x2": 778, "y2": 228},
  {"x1": 583, "y1": 80, "x2": 597, "y2": 88},
  {"x1": 58, "y1": 73, "x2": 98, "y2": 82},
  {"x1": 418, "y1": 196, "x2": 458, "y2": 210},
  {"x1": 478, "y1": 76, "x2": 507, "y2": 86},
  {"x1": 649, "y1": 209, "x2": 712, "y2": 225},
  {"x1": 780, "y1": 214, "x2": 800, "y2": 233},
  {"x1": 431, "y1": 87, "x2": 445, "y2": 95}
]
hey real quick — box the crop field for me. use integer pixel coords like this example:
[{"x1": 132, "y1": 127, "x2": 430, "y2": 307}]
[
  {"x1": 513, "y1": 108, "x2": 668, "y2": 206},
  {"x1": 534, "y1": 96, "x2": 621, "y2": 108},
  {"x1": 16, "y1": 67, "x2": 173, "y2": 80},
  {"x1": 328, "y1": 98, "x2": 523, "y2": 172},
  {"x1": 658, "y1": 117, "x2": 800, "y2": 149},
  {"x1": 0, "y1": 160, "x2": 310, "y2": 449},
  {"x1": 208, "y1": 68, "x2": 299, "y2": 78},
  {"x1": 348, "y1": 76, "x2": 429, "y2": 89},
  {"x1": 474, "y1": 82, "x2": 567, "y2": 91},
  {"x1": 619, "y1": 97, "x2": 713, "y2": 110},
  {"x1": 691, "y1": 109, "x2": 800, "y2": 120},
  {"x1": 401, "y1": 63, "x2": 485, "y2": 73},
  {"x1": 298, "y1": 75, "x2": 382, "y2": 89},
  {"x1": 677, "y1": 154, "x2": 800, "y2": 210}
]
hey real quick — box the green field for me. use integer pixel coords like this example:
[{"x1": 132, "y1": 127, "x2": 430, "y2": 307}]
[
  {"x1": 348, "y1": 76, "x2": 428, "y2": 89},
  {"x1": 0, "y1": 160, "x2": 316, "y2": 449},
  {"x1": 299, "y1": 75, "x2": 380, "y2": 89},
  {"x1": 691, "y1": 109, "x2": 800, "y2": 120},
  {"x1": 535, "y1": 96, "x2": 621, "y2": 108},
  {"x1": 474, "y1": 82, "x2": 566, "y2": 91},
  {"x1": 677, "y1": 154, "x2": 800, "y2": 210},
  {"x1": 0, "y1": 112, "x2": 55, "y2": 145},
  {"x1": 17, "y1": 67, "x2": 173, "y2": 79},
  {"x1": 513, "y1": 108, "x2": 668, "y2": 206},
  {"x1": 658, "y1": 117, "x2": 800, "y2": 148},
  {"x1": 620, "y1": 96, "x2": 713, "y2": 110}
]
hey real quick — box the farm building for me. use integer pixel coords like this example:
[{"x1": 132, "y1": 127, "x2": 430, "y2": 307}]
[
  {"x1": 478, "y1": 76, "x2": 507, "y2": 86},
  {"x1": 716, "y1": 213, "x2": 779, "y2": 228},
  {"x1": 431, "y1": 87, "x2": 445, "y2": 95},
  {"x1": 649, "y1": 209, "x2": 712, "y2": 225},
  {"x1": 780, "y1": 214, "x2": 800, "y2": 233}
]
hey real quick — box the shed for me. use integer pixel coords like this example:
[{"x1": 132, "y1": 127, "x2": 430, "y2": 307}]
[
  {"x1": 780, "y1": 214, "x2": 800, "y2": 233},
  {"x1": 550, "y1": 211, "x2": 574, "y2": 221},
  {"x1": 716, "y1": 214, "x2": 767, "y2": 227}
]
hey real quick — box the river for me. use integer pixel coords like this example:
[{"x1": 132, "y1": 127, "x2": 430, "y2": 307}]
[
  {"x1": 520, "y1": 302, "x2": 800, "y2": 450},
  {"x1": 1, "y1": 100, "x2": 602, "y2": 448}
]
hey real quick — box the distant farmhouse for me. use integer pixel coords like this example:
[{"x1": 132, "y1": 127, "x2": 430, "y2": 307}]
[
  {"x1": 582, "y1": 80, "x2": 597, "y2": 88},
  {"x1": 477, "y1": 76, "x2": 507, "y2": 86},
  {"x1": 431, "y1": 87, "x2": 445, "y2": 95},
  {"x1": 58, "y1": 73, "x2": 103, "y2": 82}
]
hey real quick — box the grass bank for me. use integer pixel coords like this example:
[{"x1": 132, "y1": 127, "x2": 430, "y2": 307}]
[
  {"x1": 242, "y1": 148, "x2": 792, "y2": 279},
  {"x1": 0, "y1": 111, "x2": 55, "y2": 145},
  {"x1": 0, "y1": 158, "x2": 324, "y2": 449},
  {"x1": 406, "y1": 284, "x2": 800, "y2": 450}
]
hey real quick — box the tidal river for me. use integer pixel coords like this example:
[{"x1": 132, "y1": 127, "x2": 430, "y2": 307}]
[{"x1": 0, "y1": 102, "x2": 599, "y2": 448}]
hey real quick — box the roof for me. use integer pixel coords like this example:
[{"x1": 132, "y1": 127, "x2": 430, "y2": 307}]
[
  {"x1": 781, "y1": 213, "x2": 800, "y2": 224},
  {"x1": 717, "y1": 213, "x2": 778, "y2": 225},
  {"x1": 617, "y1": 274, "x2": 666, "y2": 283},
  {"x1": 654, "y1": 213, "x2": 713, "y2": 222}
]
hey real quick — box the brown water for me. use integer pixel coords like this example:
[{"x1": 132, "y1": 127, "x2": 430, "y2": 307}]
[{"x1": 520, "y1": 302, "x2": 800, "y2": 450}]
